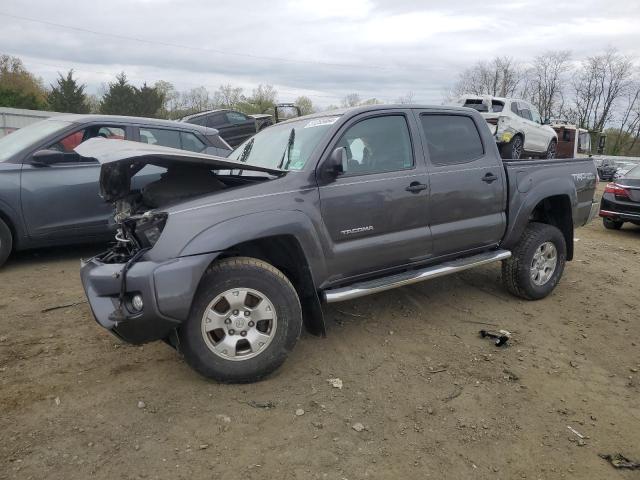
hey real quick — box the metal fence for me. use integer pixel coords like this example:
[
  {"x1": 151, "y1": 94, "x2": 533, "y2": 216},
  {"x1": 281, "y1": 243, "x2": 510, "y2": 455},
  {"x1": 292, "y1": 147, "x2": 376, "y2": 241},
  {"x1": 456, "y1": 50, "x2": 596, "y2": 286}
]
[{"x1": 0, "y1": 107, "x2": 61, "y2": 137}]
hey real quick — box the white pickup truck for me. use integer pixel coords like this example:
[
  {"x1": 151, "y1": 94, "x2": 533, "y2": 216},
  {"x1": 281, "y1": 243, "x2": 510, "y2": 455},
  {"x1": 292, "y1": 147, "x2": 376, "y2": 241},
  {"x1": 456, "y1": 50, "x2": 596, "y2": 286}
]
[{"x1": 453, "y1": 95, "x2": 558, "y2": 160}]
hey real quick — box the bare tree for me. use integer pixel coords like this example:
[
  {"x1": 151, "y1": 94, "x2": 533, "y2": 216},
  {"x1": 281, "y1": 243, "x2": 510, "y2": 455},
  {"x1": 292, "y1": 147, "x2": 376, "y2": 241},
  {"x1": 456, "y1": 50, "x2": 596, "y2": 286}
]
[
  {"x1": 341, "y1": 93, "x2": 361, "y2": 108},
  {"x1": 609, "y1": 82, "x2": 640, "y2": 154},
  {"x1": 522, "y1": 50, "x2": 571, "y2": 121},
  {"x1": 452, "y1": 56, "x2": 523, "y2": 98},
  {"x1": 242, "y1": 84, "x2": 277, "y2": 114},
  {"x1": 570, "y1": 48, "x2": 634, "y2": 131},
  {"x1": 213, "y1": 84, "x2": 244, "y2": 110},
  {"x1": 396, "y1": 91, "x2": 415, "y2": 104}
]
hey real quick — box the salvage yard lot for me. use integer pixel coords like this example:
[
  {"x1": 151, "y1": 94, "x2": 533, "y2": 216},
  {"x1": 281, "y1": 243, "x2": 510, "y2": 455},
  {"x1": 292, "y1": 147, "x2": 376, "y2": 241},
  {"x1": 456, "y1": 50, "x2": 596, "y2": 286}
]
[{"x1": 1, "y1": 195, "x2": 639, "y2": 479}]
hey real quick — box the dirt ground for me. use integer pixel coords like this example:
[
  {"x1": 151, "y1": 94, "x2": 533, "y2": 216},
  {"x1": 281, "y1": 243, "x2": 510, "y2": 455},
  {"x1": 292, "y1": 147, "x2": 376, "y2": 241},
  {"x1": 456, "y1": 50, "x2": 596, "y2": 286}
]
[{"x1": 1, "y1": 190, "x2": 639, "y2": 480}]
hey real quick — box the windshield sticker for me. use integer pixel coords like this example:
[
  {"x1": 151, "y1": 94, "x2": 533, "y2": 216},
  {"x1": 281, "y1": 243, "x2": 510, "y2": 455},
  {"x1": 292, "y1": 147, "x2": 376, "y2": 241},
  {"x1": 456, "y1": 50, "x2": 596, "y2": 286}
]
[{"x1": 304, "y1": 117, "x2": 339, "y2": 129}]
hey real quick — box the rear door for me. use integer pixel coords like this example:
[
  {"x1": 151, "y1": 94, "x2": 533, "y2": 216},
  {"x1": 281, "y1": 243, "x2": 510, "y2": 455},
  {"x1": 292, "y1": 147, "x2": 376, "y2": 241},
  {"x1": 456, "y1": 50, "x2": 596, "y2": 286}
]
[
  {"x1": 318, "y1": 111, "x2": 432, "y2": 282},
  {"x1": 415, "y1": 111, "x2": 506, "y2": 257},
  {"x1": 20, "y1": 124, "x2": 130, "y2": 239}
]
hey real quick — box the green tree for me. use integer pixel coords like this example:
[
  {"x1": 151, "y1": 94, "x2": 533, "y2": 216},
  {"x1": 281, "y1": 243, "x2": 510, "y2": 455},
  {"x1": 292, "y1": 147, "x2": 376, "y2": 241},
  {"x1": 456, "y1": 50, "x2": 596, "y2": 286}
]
[
  {"x1": 134, "y1": 82, "x2": 164, "y2": 118},
  {"x1": 154, "y1": 80, "x2": 179, "y2": 119},
  {"x1": 295, "y1": 96, "x2": 315, "y2": 115},
  {"x1": 99, "y1": 73, "x2": 137, "y2": 115},
  {"x1": 0, "y1": 54, "x2": 48, "y2": 109},
  {"x1": 0, "y1": 87, "x2": 45, "y2": 109},
  {"x1": 47, "y1": 70, "x2": 89, "y2": 113}
]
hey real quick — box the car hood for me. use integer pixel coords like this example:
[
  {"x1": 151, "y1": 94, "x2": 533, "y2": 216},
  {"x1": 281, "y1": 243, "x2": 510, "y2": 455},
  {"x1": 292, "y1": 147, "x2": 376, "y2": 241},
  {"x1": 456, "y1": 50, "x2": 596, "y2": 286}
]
[{"x1": 74, "y1": 138, "x2": 284, "y2": 202}]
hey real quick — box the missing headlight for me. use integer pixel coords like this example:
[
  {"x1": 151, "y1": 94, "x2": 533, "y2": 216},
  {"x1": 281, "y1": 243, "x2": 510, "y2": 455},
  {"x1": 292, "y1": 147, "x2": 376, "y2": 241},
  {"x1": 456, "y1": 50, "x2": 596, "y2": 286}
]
[{"x1": 131, "y1": 213, "x2": 168, "y2": 248}]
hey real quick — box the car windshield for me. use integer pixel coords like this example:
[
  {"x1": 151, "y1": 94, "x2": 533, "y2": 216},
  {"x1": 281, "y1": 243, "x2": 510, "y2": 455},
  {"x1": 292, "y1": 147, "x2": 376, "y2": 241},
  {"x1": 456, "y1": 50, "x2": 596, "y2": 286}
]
[
  {"x1": 228, "y1": 117, "x2": 339, "y2": 170},
  {"x1": 0, "y1": 119, "x2": 73, "y2": 162}
]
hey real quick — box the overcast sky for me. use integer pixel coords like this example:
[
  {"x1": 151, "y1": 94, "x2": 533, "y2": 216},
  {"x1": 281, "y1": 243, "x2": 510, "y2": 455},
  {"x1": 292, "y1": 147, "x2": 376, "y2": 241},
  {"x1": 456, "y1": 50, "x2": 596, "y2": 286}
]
[{"x1": 2, "y1": 0, "x2": 639, "y2": 107}]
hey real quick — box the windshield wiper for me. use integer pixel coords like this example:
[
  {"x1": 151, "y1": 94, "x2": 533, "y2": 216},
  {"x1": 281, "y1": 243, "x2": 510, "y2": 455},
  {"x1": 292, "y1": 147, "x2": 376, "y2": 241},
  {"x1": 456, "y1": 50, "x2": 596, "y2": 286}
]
[
  {"x1": 238, "y1": 137, "x2": 255, "y2": 163},
  {"x1": 278, "y1": 128, "x2": 295, "y2": 169}
]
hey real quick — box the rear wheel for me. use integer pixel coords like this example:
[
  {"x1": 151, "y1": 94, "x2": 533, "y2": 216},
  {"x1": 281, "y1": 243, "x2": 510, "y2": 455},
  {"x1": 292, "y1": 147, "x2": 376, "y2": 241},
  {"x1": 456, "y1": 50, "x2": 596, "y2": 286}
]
[
  {"x1": 603, "y1": 217, "x2": 623, "y2": 230},
  {"x1": 178, "y1": 257, "x2": 302, "y2": 383},
  {"x1": 500, "y1": 135, "x2": 523, "y2": 160},
  {"x1": 502, "y1": 222, "x2": 566, "y2": 300},
  {"x1": 0, "y1": 218, "x2": 12, "y2": 268}
]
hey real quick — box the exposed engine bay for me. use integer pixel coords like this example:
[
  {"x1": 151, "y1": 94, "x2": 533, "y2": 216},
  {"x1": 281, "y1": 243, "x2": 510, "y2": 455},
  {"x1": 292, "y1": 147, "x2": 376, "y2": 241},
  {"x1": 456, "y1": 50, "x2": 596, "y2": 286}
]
[
  {"x1": 73, "y1": 138, "x2": 285, "y2": 265},
  {"x1": 100, "y1": 166, "x2": 232, "y2": 264}
]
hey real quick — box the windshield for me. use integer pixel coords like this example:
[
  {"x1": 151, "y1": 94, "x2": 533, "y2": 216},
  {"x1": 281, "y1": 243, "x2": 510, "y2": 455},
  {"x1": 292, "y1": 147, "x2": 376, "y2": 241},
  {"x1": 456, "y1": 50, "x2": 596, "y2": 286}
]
[
  {"x1": 0, "y1": 119, "x2": 73, "y2": 162},
  {"x1": 228, "y1": 116, "x2": 339, "y2": 170}
]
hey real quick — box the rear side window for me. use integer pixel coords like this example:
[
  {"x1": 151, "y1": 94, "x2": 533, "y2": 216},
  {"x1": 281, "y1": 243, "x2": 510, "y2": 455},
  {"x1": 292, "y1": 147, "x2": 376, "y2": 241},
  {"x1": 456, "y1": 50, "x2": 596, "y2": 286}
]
[
  {"x1": 180, "y1": 132, "x2": 206, "y2": 152},
  {"x1": 139, "y1": 128, "x2": 181, "y2": 149},
  {"x1": 420, "y1": 115, "x2": 484, "y2": 165},
  {"x1": 463, "y1": 98, "x2": 503, "y2": 113}
]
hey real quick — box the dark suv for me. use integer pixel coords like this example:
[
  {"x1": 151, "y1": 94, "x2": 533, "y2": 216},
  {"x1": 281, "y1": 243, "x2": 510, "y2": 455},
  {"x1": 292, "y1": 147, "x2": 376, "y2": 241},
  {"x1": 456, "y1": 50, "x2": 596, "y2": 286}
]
[{"x1": 181, "y1": 109, "x2": 260, "y2": 147}]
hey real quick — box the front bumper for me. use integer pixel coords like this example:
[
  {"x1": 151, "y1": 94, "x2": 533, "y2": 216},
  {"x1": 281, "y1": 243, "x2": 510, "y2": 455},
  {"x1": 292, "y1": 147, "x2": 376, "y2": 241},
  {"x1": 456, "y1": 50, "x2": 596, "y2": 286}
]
[{"x1": 80, "y1": 251, "x2": 219, "y2": 344}]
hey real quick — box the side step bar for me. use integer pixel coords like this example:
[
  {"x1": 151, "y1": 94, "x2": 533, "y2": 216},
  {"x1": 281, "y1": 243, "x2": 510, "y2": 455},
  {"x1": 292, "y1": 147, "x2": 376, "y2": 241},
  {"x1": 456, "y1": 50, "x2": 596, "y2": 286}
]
[{"x1": 323, "y1": 249, "x2": 511, "y2": 303}]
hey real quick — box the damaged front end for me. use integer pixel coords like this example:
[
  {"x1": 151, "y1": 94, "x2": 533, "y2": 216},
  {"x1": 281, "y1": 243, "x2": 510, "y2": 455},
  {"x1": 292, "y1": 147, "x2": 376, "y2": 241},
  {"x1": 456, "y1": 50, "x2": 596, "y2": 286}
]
[{"x1": 76, "y1": 138, "x2": 283, "y2": 344}]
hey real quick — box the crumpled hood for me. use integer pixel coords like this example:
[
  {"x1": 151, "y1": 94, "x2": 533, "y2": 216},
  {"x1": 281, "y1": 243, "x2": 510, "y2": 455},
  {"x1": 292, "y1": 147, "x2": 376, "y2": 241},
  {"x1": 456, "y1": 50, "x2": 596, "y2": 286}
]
[{"x1": 74, "y1": 138, "x2": 284, "y2": 202}]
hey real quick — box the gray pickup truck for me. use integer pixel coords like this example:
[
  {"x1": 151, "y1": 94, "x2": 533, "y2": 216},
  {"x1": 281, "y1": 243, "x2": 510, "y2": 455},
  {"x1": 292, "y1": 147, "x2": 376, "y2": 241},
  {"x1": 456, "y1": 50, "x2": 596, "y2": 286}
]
[{"x1": 78, "y1": 105, "x2": 599, "y2": 383}]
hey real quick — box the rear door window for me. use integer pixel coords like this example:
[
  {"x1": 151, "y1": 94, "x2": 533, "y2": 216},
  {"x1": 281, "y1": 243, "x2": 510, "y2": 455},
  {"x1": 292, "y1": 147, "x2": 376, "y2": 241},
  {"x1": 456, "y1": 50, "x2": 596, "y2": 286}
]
[
  {"x1": 207, "y1": 113, "x2": 227, "y2": 128},
  {"x1": 139, "y1": 128, "x2": 181, "y2": 149},
  {"x1": 420, "y1": 114, "x2": 484, "y2": 165}
]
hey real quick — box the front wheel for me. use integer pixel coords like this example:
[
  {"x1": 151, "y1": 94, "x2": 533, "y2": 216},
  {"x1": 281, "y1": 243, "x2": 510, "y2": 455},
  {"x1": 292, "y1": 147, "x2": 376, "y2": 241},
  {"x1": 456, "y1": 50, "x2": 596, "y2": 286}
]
[
  {"x1": 502, "y1": 222, "x2": 566, "y2": 300},
  {"x1": 603, "y1": 217, "x2": 623, "y2": 230},
  {"x1": 178, "y1": 257, "x2": 302, "y2": 383}
]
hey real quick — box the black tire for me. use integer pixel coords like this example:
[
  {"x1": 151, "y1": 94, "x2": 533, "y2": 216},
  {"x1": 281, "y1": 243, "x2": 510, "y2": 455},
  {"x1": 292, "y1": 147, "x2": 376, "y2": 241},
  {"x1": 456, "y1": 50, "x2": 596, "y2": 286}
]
[
  {"x1": 178, "y1": 257, "x2": 302, "y2": 383},
  {"x1": 0, "y1": 218, "x2": 12, "y2": 267},
  {"x1": 502, "y1": 222, "x2": 566, "y2": 300},
  {"x1": 603, "y1": 217, "x2": 623, "y2": 230},
  {"x1": 500, "y1": 134, "x2": 523, "y2": 159},
  {"x1": 545, "y1": 139, "x2": 557, "y2": 159}
]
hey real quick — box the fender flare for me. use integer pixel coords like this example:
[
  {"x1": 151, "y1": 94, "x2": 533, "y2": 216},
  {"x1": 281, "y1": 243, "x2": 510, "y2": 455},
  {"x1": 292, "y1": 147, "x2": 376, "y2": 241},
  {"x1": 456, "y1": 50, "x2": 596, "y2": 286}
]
[
  {"x1": 179, "y1": 210, "x2": 329, "y2": 336},
  {"x1": 502, "y1": 176, "x2": 576, "y2": 254}
]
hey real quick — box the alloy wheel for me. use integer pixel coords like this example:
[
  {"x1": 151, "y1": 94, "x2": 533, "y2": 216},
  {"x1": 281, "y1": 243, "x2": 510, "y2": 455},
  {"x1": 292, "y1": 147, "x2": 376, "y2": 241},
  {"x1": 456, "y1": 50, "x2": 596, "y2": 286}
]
[{"x1": 201, "y1": 287, "x2": 277, "y2": 361}]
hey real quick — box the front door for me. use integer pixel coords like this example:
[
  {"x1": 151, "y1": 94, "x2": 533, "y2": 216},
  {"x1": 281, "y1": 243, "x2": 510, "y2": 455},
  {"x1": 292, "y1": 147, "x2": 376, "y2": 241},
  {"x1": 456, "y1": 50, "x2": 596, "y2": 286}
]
[
  {"x1": 318, "y1": 112, "x2": 432, "y2": 283},
  {"x1": 416, "y1": 111, "x2": 506, "y2": 257},
  {"x1": 20, "y1": 124, "x2": 128, "y2": 240}
]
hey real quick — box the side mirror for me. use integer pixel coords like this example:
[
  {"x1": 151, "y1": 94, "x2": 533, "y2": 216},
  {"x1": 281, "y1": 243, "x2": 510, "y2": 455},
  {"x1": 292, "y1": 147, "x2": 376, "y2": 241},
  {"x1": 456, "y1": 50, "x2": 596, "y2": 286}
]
[
  {"x1": 31, "y1": 149, "x2": 80, "y2": 166},
  {"x1": 323, "y1": 147, "x2": 347, "y2": 178}
]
